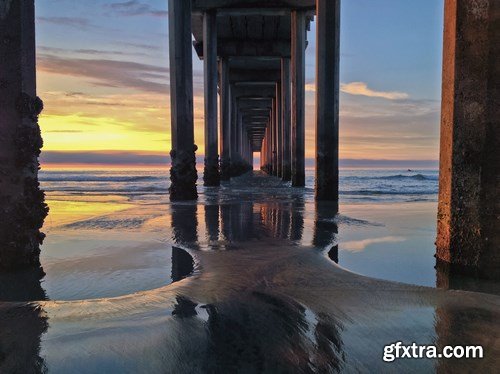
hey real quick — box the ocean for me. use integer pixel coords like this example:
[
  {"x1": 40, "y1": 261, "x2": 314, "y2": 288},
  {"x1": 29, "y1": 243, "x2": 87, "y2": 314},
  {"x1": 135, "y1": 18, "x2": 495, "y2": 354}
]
[{"x1": 40, "y1": 168, "x2": 439, "y2": 204}]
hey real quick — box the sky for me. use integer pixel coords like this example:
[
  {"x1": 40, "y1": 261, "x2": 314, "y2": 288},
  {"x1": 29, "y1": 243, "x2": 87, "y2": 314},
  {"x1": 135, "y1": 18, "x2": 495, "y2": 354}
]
[{"x1": 35, "y1": 0, "x2": 444, "y2": 167}]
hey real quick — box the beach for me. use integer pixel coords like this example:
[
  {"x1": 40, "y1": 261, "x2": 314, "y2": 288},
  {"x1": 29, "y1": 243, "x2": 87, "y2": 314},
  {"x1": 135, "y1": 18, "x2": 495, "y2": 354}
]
[{"x1": 0, "y1": 168, "x2": 499, "y2": 372}]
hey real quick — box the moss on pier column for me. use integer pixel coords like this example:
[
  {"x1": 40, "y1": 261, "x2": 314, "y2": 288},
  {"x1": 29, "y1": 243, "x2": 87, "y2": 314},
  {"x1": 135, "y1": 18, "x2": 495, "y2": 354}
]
[
  {"x1": 169, "y1": 146, "x2": 198, "y2": 201},
  {"x1": 0, "y1": 0, "x2": 48, "y2": 270},
  {"x1": 168, "y1": 0, "x2": 198, "y2": 200}
]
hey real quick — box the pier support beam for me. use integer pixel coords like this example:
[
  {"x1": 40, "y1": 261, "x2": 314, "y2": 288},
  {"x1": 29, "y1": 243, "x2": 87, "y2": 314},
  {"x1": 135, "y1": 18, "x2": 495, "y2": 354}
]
[
  {"x1": 315, "y1": 0, "x2": 340, "y2": 203},
  {"x1": 219, "y1": 59, "x2": 231, "y2": 180},
  {"x1": 0, "y1": 0, "x2": 48, "y2": 270},
  {"x1": 276, "y1": 83, "x2": 283, "y2": 178},
  {"x1": 436, "y1": 0, "x2": 500, "y2": 277},
  {"x1": 202, "y1": 10, "x2": 220, "y2": 186},
  {"x1": 261, "y1": 130, "x2": 268, "y2": 171},
  {"x1": 291, "y1": 10, "x2": 306, "y2": 187},
  {"x1": 281, "y1": 58, "x2": 292, "y2": 181},
  {"x1": 168, "y1": 0, "x2": 197, "y2": 200},
  {"x1": 271, "y1": 97, "x2": 277, "y2": 176},
  {"x1": 264, "y1": 125, "x2": 271, "y2": 173}
]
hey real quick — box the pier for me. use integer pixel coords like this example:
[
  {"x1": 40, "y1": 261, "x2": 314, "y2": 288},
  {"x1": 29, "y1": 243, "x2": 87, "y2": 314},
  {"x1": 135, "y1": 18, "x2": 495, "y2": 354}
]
[
  {"x1": 0, "y1": 0, "x2": 498, "y2": 276},
  {"x1": 0, "y1": 1, "x2": 500, "y2": 371},
  {"x1": 168, "y1": 0, "x2": 340, "y2": 201}
]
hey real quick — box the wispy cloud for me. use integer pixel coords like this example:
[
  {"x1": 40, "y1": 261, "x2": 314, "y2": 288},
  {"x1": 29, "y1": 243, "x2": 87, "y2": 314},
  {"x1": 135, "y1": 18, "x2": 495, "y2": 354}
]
[
  {"x1": 38, "y1": 45, "x2": 147, "y2": 57},
  {"x1": 305, "y1": 81, "x2": 409, "y2": 101},
  {"x1": 38, "y1": 54, "x2": 169, "y2": 93},
  {"x1": 305, "y1": 83, "x2": 316, "y2": 92},
  {"x1": 37, "y1": 16, "x2": 90, "y2": 29},
  {"x1": 341, "y1": 82, "x2": 409, "y2": 100},
  {"x1": 45, "y1": 130, "x2": 85, "y2": 133},
  {"x1": 40, "y1": 151, "x2": 170, "y2": 165},
  {"x1": 116, "y1": 41, "x2": 159, "y2": 51},
  {"x1": 106, "y1": 0, "x2": 168, "y2": 17}
]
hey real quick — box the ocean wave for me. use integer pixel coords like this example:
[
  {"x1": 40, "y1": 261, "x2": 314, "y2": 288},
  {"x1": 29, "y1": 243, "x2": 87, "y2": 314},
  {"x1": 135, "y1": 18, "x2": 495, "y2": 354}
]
[
  {"x1": 39, "y1": 175, "x2": 162, "y2": 182},
  {"x1": 42, "y1": 185, "x2": 168, "y2": 194},
  {"x1": 341, "y1": 189, "x2": 437, "y2": 196},
  {"x1": 344, "y1": 174, "x2": 437, "y2": 181}
]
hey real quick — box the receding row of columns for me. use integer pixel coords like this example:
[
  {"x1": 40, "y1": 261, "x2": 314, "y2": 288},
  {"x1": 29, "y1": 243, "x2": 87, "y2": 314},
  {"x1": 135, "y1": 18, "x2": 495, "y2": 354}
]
[{"x1": 168, "y1": 0, "x2": 341, "y2": 201}]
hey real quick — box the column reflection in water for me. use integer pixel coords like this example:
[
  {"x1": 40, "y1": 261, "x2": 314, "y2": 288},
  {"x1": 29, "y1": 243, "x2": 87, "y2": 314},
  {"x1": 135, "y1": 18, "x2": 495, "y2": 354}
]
[
  {"x1": 280, "y1": 202, "x2": 292, "y2": 240},
  {"x1": 435, "y1": 261, "x2": 500, "y2": 295},
  {"x1": 434, "y1": 305, "x2": 497, "y2": 373},
  {"x1": 170, "y1": 203, "x2": 198, "y2": 281},
  {"x1": 204, "y1": 203, "x2": 220, "y2": 245},
  {"x1": 313, "y1": 202, "x2": 339, "y2": 263},
  {"x1": 171, "y1": 203, "x2": 199, "y2": 248},
  {"x1": 220, "y1": 203, "x2": 233, "y2": 244},
  {"x1": 170, "y1": 290, "x2": 345, "y2": 372},
  {"x1": 290, "y1": 196, "x2": 305, "y2": 243},
  {"x1": 0, "y1": 271, "x2": 48, "y2": 373}
]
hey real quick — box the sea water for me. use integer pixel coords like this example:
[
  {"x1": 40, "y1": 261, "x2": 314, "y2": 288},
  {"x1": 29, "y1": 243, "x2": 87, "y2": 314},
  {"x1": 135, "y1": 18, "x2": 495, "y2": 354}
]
[{"x1": 40, "y1": 168, "x2": 439, "y2": 204}]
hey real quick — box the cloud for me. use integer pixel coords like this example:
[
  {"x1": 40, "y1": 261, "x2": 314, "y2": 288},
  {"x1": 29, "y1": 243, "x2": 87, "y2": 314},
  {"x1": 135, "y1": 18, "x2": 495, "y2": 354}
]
[
  {"x1": 305, "y1": 83, "x2": 316, "y2": 92},
  {"x1": 305, "y1": 81, "x2": 408, "y2": 100},
  {"x1": 341, "y1": 82, "x2": 409, "y2": 100},
  {"x1": 40, "y1": 151, "x2": 169, "y2": 165},
  {"x1": 38, "y1": 54, "x2": 169, "y2": 93},
  {"x1": 117, "y1": 41, "x2": 159, "y2": 51},
  {"x1": 342, "y1": 236, "x2": 406, "y2": 252},
  {"x1": 37, "y1": 16, "x2": 90, "y2": 29},
  {"x1": 45, "y1": 130, "x2": 85, "y2": 133},
  {"x1": 38, "y1": 45, "x2": 146, "y2": 57},
  {"x1": 106, "y1": 0, "x2": 168, "y2": 17}
]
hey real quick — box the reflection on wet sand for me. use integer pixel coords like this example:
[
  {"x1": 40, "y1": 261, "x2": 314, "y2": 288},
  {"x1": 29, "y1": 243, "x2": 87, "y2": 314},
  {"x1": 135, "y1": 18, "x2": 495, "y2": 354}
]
[
  {"x1": 435, "y1": 260, "x2": 500, "y2": 296},
  {"x1": 0, "y1": 271, "x2": 48, "y2": 374},
  {"x1": 0, "y1": 172, "x2": 499, "y2": 372}
]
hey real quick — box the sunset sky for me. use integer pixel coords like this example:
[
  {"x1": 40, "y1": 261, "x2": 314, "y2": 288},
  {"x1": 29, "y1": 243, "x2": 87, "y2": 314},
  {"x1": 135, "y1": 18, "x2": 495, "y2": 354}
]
[{"x1": 36, "y1": 0, "x2": 444, "y2": 167}]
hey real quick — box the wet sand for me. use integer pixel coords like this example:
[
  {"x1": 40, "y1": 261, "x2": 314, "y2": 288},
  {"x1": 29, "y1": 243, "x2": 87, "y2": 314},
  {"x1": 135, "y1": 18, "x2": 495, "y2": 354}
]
[{"x1": 0, "y1": 172, "x2": 499, "y2": 373}]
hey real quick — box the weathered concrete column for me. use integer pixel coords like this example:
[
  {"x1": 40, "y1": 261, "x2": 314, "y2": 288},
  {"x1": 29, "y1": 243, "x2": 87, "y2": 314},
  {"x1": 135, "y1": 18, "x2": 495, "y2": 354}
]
[
  {"x1": 276, "y1": 82, "x2": 283, "y2": 178},
  {"x1": 237, "y1": 111, "x2": 243, "y2": 155},
  {"x1": 281, "y1": 58, "x2": 292, "y2": 181},
  {"x1": 245, "y1": 134, "x2": 250, "y2": 164},
  {"x1": 315, "y1": 0, "x2": 340, "y2": 204},
  {"x1": 230, "y1": 89, "x2": 238, "y2": 158},
  {"x1": 271, "y1": 97, "x2": 277, "y2": 176},
  {"x1": 291, "y1": 10, "x2": 306, "y2": 187},
  {"x1": 219, "y1": 59, "x2": 231, "y2": 180},
  {"x1": 436, "y1": 0, "x2": 500, "y2": 277},
  {"x1": 264, "y1": 124, "x2": 271, "y2": 173},
  {"x1": 202, "y1": 10, "x2": 220, "y2": 187},
  {"x1": 168, "y1": 0, "x2": 197, "y2": 200},
  {"x1": 260, "y1": 138, "x2": 265, "y2": 170},
  {"x1": 249, "y1": 138, "x2": 253, "y2": 165},
  {"x1": 261, "y1": 131, "x2": 267, "y2": 171},
  {"x1": 0, "y1": 0, "x2": 48, "y2": 270}
]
